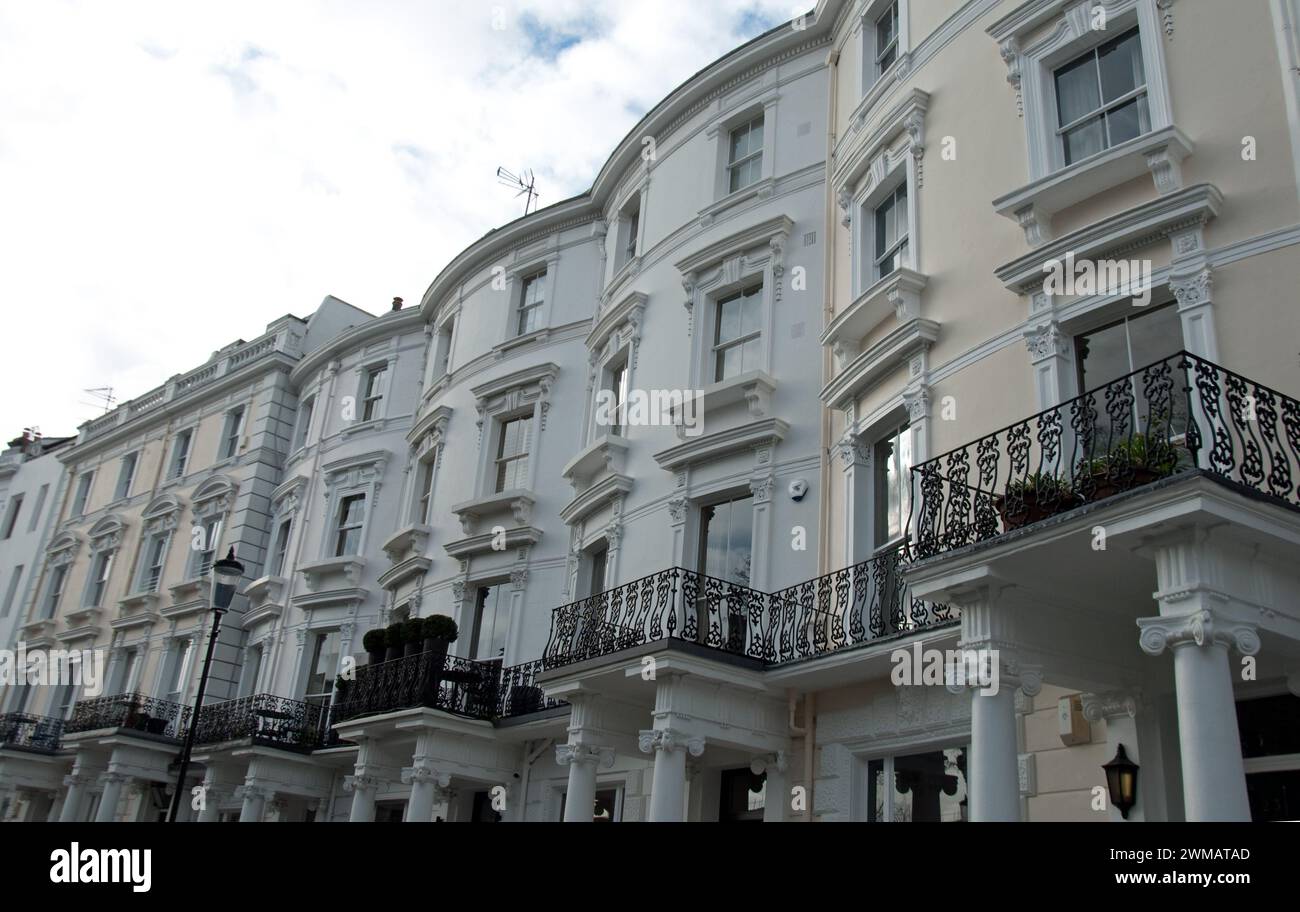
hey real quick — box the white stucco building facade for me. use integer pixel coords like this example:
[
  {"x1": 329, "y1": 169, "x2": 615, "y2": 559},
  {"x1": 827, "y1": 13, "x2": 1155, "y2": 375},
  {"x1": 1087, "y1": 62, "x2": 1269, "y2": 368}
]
[{"x1": 3, "y1": 0, "x2": 1300, "y2": 824}]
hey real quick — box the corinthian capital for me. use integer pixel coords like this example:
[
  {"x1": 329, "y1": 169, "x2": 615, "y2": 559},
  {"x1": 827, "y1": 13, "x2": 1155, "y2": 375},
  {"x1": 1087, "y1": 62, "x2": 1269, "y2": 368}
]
[
  {"x1": 1137, "y1": 609, "x2": 1260, "y2": 657},
  {"x1": 555, "y1": 743, "x2": 615, "y2": 769},
  {"x1": 638, "y1": 729, "x2": 705, "y2": 758}
]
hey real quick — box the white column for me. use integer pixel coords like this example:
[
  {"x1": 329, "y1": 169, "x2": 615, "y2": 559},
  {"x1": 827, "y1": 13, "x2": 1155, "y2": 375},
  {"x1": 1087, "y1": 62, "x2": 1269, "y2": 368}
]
[
  {"x1": 837, "y1": 438, "x2": 873, "y2": 566},
  {"x1": 59, "y1": 774, "x2": 92, "y2": 823},
  {"x1": 948, "y1": 583, "x2": 1037, "y2": 822},
  {"x1": 1138, "y1": 608, "x2": 1258, "y2": 821},
  {"x1": 236, "y1": 781, "x2": 271, "y2": 823},
  {"x1": 1024, "y1": 315, "x2": 1077, "y2": 410},
  {"x1": 196, "y1": 785, "x2": 229, "y2": 823},
  {"x1": 345, "y1": 775, "x2": 381, "y2": 823},
  {"x1": 402, "y1": 760, "x2": 449, "y2": 824},
  {"x1": 640, "y1": 729, "x2": 704, "y2": 823},
  {"x1": 94, "y1": 772, "x2": 127, "y2": 822},
  {"x1": 555, "y1": 743, "x2": 613, "y2": 822}
]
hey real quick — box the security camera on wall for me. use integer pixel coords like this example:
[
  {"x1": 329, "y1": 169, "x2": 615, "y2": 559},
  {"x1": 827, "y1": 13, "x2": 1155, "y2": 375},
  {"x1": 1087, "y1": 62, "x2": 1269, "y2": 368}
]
[{"x1": 789, "y1": 479, "x2": 809, "y2": 502}]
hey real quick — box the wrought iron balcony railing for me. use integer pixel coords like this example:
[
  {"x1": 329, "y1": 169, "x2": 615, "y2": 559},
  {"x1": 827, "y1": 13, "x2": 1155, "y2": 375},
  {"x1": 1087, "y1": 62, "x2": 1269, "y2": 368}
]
[
  {"x1": 192, "y1": 694, "x2": 327, "y2": 751},
  {"x1": 65, "y1": 693, "x2": 190, "y2": 740},
  {"x1": 331, "y1": 652, "x2": 503, "y2": 725},
  {"x1": 0, "y1": 713, "x2": 63, "y2": 752},
  {"x1": 769, "y1": 544, "x2": 955, "y2": 663},
  {"x1": 907, "y1": 352, "x2": 1300, "y2": 560},
  {"x1": 497, "y1": 659, "x2": 567, "y2": 718},
  {"x1": 543, "y1": 552, "x2": 952, "y2": 670}
]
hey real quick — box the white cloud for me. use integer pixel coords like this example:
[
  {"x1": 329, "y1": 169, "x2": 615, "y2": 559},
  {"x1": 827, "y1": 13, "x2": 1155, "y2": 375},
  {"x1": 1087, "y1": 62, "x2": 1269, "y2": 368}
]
[{"x1": 0, "y1": 0, "x2": 797, "y2": 436}]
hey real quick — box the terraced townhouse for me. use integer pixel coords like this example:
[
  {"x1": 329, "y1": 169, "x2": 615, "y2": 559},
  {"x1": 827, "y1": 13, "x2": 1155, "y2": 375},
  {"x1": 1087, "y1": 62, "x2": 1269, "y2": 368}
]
[{"x1": 2, "y1": 0, "x2": 1298, "y2": 823}]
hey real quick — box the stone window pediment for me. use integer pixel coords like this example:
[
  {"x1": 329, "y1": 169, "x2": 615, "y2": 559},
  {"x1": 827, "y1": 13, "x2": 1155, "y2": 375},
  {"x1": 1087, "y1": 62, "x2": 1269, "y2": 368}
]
[
  {"x1": 140, "y1": 494, "x2": 185, "y2": 535},
  {"x1": 87, "y1": 515, "x2": 128, "y2": 553},
  {"x1": 192, "y1": 474, "x2": 238, "y2": 521}
]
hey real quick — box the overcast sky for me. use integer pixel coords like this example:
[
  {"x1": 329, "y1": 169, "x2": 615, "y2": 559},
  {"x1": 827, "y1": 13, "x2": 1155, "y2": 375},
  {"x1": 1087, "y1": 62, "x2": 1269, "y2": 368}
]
[{"x1": 0, "y1": 0, "x2": 798, "y2": 439}]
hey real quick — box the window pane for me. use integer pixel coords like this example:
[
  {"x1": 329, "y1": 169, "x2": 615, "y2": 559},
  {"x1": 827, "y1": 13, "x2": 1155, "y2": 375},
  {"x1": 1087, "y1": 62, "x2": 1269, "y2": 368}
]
[
  {"x1": 748, "y1": 119, "x2": 763, "y2": 153},
  {"x1": 730, "y1": 124, "x2": 748, "y2": 162},
  {"x1": 717, "y1": 345, "x2": 741, "y2": 382},
  {"x1": 867, "y1": 758, "x2": 887, "y2": 822},
  {"x1": 741, "y1": 337, "x2": 762, "y2": 374},
  {"x1": 716, "y1": 295, "x2": 741, "y2": 344},
  {"x1": 1106, "y1": 94, "x2": 1150, "y2": 146},
  {"x1": 1055, "y1": 53, "x2": 1102, "y2": 126},
  {"x1": 740, "y1": 289, "x2": 763, "y2": 336},
  {"x1": 895, "y1": 184, "x2": 909, "y2": 237},
  {"x1": 1126, "y1": 303, "x2": 1182, "y2": 373},
  {"x1": 1098, "y1": 28, "x2": 1144, "y2": 103},
  {"x1": 1063, "y1": 118, "x2": 1105, "y2": 165}
]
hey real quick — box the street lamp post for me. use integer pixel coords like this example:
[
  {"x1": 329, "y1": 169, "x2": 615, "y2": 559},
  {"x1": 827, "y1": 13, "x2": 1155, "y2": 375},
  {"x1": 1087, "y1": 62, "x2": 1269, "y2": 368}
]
[{"x1": 167, "y1": 548, "x2": 244, "y2": 823}]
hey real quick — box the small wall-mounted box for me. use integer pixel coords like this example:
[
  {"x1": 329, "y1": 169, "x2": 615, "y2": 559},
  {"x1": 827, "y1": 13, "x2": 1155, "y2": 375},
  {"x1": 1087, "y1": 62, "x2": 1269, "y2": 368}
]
[{"x1": 1058, "y1": 694, "x2": 1092, "y2": 746}]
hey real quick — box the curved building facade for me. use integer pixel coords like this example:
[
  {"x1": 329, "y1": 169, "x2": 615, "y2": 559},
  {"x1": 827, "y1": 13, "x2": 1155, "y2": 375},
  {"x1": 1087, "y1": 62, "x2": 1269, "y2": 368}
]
[{"x1": 4, "y1": 0, "x2": 1300, "y2": 824}]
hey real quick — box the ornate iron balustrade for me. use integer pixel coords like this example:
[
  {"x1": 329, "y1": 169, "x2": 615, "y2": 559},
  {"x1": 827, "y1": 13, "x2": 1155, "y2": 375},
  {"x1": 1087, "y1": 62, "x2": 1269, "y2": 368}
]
[
  {"x1": 544, "y1": 567, "x2": 777, "y2": 668},
  {"x1": 907, "y1": 352, "x2": 1300, "y2": 560},
  {"x1": 332, "y1": 652, "x2": 502, "y2": 725},
  {"x1": 497, "y1": 659, "x2": 567, "y2": 718},
  {"x1": 768, "y1": 544, "x2": 955, "y2": 663},
  {"x1": 192, "y1": 694, "x2": 327, "y2": 751},
  {"x1": 65, "y1": 693, "x2": 190, "y2": 740},
  {"x1": 0, "y1": 713, "x2": 63, "y2": 752}
]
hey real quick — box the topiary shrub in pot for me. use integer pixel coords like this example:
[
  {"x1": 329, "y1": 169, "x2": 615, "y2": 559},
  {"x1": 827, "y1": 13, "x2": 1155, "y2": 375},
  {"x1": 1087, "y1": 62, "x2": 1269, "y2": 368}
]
[
  {"x1": 421, "y1": 615, "x2": 458, "y2": 655},
  {"x1": 384, "y1": 623, "x2": 406, "y2": 662},
  {"x1": 402, "y1": 617, "x2": 426, "y2": 657},
  {"x1": 362, "y1": 629, "x2": 387, "y2": 666}
]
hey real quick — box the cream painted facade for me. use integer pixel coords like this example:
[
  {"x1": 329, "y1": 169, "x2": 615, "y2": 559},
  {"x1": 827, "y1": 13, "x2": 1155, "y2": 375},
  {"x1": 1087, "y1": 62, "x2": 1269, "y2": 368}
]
[{"x1": 2, "y1": 0, "x2": 1299, "y2": 823}]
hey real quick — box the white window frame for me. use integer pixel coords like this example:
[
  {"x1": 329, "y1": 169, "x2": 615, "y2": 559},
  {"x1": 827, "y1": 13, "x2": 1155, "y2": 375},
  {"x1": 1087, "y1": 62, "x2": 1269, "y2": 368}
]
[
  {"x1": 220, "y1": 405, "x2": 246, "y2": 460},
  {"x1": 188, "y1": 515, "x2": 224, "y2": 580},
  {"x1": 1005, "y1": 0, "x2": 1174, "y2": 180},
  {"x1": 114, "y1": 452, "x2": 139, "y2": 501},
  {"x1": 332, "y1": 493, "x2": 366, "y2": 558},
  {"x1": 136, "y1": 531, "x2": 172, "y2": 594},
  {"x1": 412, "y1": 450, "x2": 438, "y2": 525},
  {"x1": 493, "y1": 414, "x2": 534, "y2": 494},
  {"x1": 319, "y1": 454, "x2": 386, "y2": 560},
  {"x1": 71, "y1": 471, "x2": 94, "y2": 517},
  {"x1": 860, "y1": 0, "x2": 910, "y2": 94},
  {"x1": 710, "y1": 283, "x2": 766, "y2": 384},
  {"x1": 852, "y1": 159, "x2": 918, "y2": 297},
  {"x1": 872, "y1": 183, "x2": 911, "y2": 282},
  {"x1": 360, "y1": 364, "x2": 390, "y2": 424},
  {"x1": 516, "y1": 269, "x2": 548, "y2": 337},
  {"x1": 168, "y1": 429, "x2": 194, "y2": 480},
  {"x1": 432, "y1": 313, "x2": 458, "y2": 381},
  {"x1": 293, "y1": 395, "x2": 315, "y2": 452},
  {"x1": 704, "y1": 94, "x2": 780, "y2": 207},
  {"x1": 269, "y1": 517, "x2": 293, "y2": 577},
  {"x1": 469, "y1": 365, "x2": 556, "y2": 497},
  {"x1": 164, "y1": 638, "x2": 194, "y2": 704},
  {"x1": 726, "y1": 114, "x2": 766, "y2": 195},
  {"x1": 302, "y1": 628, "x2": 341, "y2": 706},
  {"x1": 859, "y1": 742, "x2": 970, "y2": 823},
  {"x1": 42, "y1": 564, "x2": 68, "y2": 618},
  {"x1": 83, "y1": 549, "x2": 115, "y2": 608}
]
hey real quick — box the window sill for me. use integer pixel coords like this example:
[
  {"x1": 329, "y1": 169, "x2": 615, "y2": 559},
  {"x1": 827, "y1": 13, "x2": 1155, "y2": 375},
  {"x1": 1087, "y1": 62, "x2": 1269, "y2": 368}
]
[
  {"x1": 492, "y1": 328, "x2": 551, "y2": 359},
  {"x1": 64, "y1": 605, "x2": 105, "y2": 627},
  {"x1": 698, "y1": 177, "x2": 776, "y2": 227},
  {"x1": 168, "y1": 578, "x2": 206, "y2": 602},
  {"x1": 450, "y1": 489, "x2": 536, "y2": 536},
  {"x1": 993, "y1": 125, "x2": 1194, "y2": 246},
  {"x1": 381, "y1": 524, "x2": 433, "y2": 564},
  {"x1": 243, "y1": 575, "x2": 289, "y2": 613},
  {"x1": 340, "y1": 418, "x2": 385, "y2": 439},
  {"x1": 822, "y1": 267, "x2": 928, "y2": 362},
  {"x1": 694, "y1": 371, "x2": 778, "y2": 422},
  {"x1": 562, "y1": 435, "x2": 630, "y2": 490},
  {"x1": 298, "y1": 556, "x2": 366, "y2": 593}
]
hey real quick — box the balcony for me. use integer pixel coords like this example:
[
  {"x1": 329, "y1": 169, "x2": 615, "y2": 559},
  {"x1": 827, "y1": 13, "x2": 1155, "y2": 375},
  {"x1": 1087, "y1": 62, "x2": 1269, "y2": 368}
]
[
  {"x1": 0, "y1": 713, "x2": 63, "y2": 752},
  {"x1": 65, "y1": 693, "x2": 190, "y2": 740},
  {"x1": 907, "y1": 352, "x2": 1300, "y2": 561},
  {"x1": 543, "y1": 550, "x2": 953, "y2": 670},
  {"x1": 332, "y1": 653, "x2": 566, "y2": 727},
  {"x1": 192, "y1": 694, "x2": 327, "y2": 752}
]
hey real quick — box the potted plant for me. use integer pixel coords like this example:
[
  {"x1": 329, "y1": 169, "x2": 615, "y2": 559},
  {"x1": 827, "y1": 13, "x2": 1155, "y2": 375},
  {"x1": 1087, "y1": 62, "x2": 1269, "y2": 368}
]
[
  {"x1": 402, "y1": 617, "x2": 426, "y2": 658},
  {"x1": 1075, "y1": 455, "x2": 1121, "y2": 503},
  {"x1": 362, "y1": 629, "x2": 387, "y2": 666},
  {"x1": 334, "y1": 677, "x2": 351, "y2": 705},
  {"x1": 384, "y1": 622, "x2": 406, "y2": 662},
  {"x1": 995, "y1": 473, "x2": 1078, "y2": 531},
  {"x1": 1111, "y1": 432, "x2": 1183, "y2": 487},
  {"x1": 421, "y1": 615, "x2": 458, "y2": 657}
]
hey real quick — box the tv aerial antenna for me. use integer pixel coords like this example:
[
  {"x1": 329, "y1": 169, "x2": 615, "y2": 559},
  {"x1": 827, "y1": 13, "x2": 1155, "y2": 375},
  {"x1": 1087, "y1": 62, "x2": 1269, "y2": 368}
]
[
  {"x1": 82, "y1": 386, "x2": 117, "y2": 414},
  {"x1": 496, "y1": 167, "x2": 540, "y2": 216}
]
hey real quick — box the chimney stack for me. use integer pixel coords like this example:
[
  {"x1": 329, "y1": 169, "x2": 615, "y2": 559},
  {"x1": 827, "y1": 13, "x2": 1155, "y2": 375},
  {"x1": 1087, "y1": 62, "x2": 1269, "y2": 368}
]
[{"x1": 391, "y1": 297, "x2": 404, "y2": 312}]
